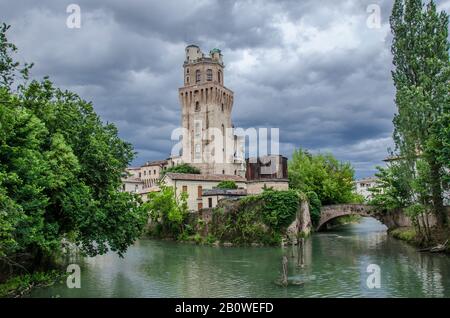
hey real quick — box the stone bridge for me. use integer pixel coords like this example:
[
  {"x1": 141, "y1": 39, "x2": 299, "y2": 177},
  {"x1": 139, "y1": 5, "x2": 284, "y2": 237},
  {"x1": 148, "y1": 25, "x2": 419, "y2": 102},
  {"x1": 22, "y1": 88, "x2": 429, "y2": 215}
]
[{"x1": 316, "y1": 204, "x2": 380, "y2": 231}]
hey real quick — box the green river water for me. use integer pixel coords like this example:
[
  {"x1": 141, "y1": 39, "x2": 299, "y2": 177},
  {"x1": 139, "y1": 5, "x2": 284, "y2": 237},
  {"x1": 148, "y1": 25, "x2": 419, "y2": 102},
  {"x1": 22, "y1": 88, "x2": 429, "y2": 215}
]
[{"x1": 29, "y1": 217, "x2": 450, "y2": 298}]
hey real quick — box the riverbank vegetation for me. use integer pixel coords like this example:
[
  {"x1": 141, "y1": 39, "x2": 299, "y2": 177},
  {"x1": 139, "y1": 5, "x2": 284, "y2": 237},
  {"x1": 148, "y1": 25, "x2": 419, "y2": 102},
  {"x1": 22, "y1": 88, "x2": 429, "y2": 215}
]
[
  {"x1": 0, "y1": 23, "x2": 148, "y2": 286},
  {"x1": 146, "y1": 188, "x2": 305, "y2": 245},
  {"x1": 370, "y1": 0, "x2": 449, "y2": 249},
  {"x1": 288, "y1": 148, "x2": 364, "y2": 227}
]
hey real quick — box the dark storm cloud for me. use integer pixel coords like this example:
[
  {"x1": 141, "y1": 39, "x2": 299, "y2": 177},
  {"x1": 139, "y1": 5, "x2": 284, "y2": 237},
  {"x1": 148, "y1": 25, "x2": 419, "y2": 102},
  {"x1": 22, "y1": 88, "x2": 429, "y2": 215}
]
[{"x1": 3, "y1": 0, "x2": 447, "y2": 177}]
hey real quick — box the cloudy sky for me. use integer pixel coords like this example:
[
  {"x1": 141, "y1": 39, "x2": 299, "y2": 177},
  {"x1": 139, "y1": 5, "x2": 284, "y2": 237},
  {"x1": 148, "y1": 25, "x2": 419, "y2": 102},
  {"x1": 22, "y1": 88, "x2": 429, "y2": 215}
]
[{"x1": 2, "y1": 0, "x2": 449, "y2": 179}]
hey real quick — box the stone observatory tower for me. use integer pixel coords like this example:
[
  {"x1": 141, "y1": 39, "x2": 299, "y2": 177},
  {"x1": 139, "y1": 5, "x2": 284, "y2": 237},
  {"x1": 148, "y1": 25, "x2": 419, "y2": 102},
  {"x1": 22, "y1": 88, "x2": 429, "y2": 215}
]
[{"x1": 178, "y1": 45, "x2": 244, "y2": 176}]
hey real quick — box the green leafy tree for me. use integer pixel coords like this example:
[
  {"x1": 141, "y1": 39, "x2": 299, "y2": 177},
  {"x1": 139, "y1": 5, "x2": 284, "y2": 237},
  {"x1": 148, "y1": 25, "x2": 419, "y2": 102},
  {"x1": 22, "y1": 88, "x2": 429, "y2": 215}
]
[
  {"x1": 390, "y1": 0, "x2": 450, "y2": 227},
  {"x1": 0, "y1": 24, "x2": 148, "y2": 272},
  {"x1": 216, "y1": 181, "x2": 238, "y2": 190},
  {"x1": 288, "y1": 148, "x2": 359, "y2": 205},
  {"x1": 369, "y1": 161, "x2": 414, "y2": 211},
  {"x1": 145, "y1": 185, "x2": 189, "y2": 238},
  {"x1": 162, "y1": 163, "x2": 200, "y2": 176}
]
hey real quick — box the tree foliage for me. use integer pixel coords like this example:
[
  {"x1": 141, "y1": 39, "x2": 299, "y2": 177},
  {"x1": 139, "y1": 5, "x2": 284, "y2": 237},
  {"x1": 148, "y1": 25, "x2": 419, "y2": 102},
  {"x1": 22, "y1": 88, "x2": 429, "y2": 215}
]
[
  {"x1": 216, "y1": 181, "x2": 238, "y2": 190},
  {"x1": 145, "y1": 185, "x2": 189, "y2": 238},
  {"x1": 0, "y1": 24, "x2": 147, "y2": 270},
  {"x1": 162, "y1": 163, "x2": 201, "y2": 176},
  {"x1": 388, "y1": 0, "x2": 449, "y2": 226},
  {"x1": 288, "y1": 148, "x2": 360, "y2": 205}
]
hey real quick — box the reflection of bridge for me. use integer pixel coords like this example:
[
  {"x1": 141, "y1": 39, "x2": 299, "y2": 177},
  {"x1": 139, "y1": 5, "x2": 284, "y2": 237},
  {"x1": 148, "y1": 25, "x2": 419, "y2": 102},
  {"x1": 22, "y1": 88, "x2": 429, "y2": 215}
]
[{"x1": 316, "y1": 204, "x2": 380, "y2": 231}]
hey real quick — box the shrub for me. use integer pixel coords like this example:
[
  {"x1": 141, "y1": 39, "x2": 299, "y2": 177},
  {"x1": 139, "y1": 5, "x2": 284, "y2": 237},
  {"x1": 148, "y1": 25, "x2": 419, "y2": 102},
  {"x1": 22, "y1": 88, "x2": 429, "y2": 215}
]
[
  {"x1": 216, "y1": 181, "x2": 238, "y2": 189},
  {"x1": 162, "y1": 163, "x2": 200, "y2": 176}
]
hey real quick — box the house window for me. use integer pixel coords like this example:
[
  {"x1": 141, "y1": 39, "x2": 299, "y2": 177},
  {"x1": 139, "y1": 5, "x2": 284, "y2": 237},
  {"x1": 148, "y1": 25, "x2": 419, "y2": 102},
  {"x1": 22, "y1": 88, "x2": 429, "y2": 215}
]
[
  {"x1": 196, "y1": 70, "x2": 201, "y2": 83},
  {"x1": 154, "y1": 170, "x2": 156, "y2": 174},
  {"x1": 208, "y1": 198, "x2": 213, "y2": 208},
  {"x1": 182, "y1": 185, "x2": 188, "y2": 193},
  {"x1": 207, "y1": 69, "x2": 212, "y2": 81},
  {"x1": 198, "y1": 202, "x2": 203, "y2": 210},
  {"x1": 197, "y1": 186, "x2": 202, "y2": 198},
  {"x1": 222, "y1": 170, "x2": 225, "y2": 175},
  {"x1": 195, "y1": 101, "x2": 200, "y2": 112}
]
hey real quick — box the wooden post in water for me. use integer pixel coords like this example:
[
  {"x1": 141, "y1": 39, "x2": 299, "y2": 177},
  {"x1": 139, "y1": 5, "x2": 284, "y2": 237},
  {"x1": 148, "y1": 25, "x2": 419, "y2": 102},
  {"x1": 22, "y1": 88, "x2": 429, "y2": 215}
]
[
  {"x1": 297, "y1": 237, "x2": 305, "y2": 268},
  {"x1": 281, "y1": 255, "x2": 288, "y2": 287},
  {"x1": 291, "y1": 238, "x2": 295, "y2": 258}
]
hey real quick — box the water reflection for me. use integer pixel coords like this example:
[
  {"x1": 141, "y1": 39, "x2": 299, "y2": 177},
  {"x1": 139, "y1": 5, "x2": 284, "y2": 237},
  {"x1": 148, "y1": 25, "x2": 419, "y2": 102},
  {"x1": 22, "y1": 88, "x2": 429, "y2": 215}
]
[{"x1": 29, "y1": 217, "x2": 450, "y2": 298}]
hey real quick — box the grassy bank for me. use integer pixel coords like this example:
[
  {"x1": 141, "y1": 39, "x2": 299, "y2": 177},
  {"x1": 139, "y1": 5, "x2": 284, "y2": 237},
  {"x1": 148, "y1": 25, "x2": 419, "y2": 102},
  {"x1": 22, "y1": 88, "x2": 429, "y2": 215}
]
[
  {"x1": 390, "y1": 226, "x2": 450, "y2": 253},
  {"x1": 0, "y1": 270, "x2": 66, "y2": 298}
]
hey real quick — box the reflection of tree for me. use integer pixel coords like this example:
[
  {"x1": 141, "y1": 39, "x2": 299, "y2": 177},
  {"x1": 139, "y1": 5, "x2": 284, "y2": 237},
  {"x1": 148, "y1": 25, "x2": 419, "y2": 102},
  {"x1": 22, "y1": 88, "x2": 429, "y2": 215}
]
[{"x1": 137, "y1": 240, "x2": 285, "y2": 297}]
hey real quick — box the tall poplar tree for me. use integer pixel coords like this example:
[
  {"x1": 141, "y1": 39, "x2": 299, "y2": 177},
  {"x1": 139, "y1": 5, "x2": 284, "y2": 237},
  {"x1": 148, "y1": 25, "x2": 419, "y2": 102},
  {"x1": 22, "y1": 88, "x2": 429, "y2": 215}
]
[{"x1": 390, "y1": 0, "x2": 450, "y2": 227}]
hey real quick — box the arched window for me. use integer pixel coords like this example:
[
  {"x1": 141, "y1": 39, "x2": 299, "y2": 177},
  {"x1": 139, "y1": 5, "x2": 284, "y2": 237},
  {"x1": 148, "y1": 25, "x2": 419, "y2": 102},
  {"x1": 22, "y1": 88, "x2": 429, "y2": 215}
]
[
  {"x1": 195, "y1": 101, "x2": 200, "y2": 112},
  {"x1": 207, "y1": 69, "x2": 212, "y2": 81},
  {"x1": 186, "y1": 76, "x2": 189, "y2": 84},
  {"x1": 221, "y1": 103, "x2": 224, "y2": 112},
  {"x1": 186, "y1": 68, "x2": 190, "y2": 74},
  {"x1": 218, "y1": 70, "x2": 222, "y2": 84},
  {"x1": 196, "y1": 70, "x2": 201, "y2": 83}
]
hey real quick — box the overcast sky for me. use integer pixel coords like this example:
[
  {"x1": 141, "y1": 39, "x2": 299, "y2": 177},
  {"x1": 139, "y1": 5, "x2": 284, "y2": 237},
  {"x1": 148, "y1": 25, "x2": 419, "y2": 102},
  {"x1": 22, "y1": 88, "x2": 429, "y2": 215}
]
[{"x1": 2, "y1": 0, "x2": 449, "y2": 179}]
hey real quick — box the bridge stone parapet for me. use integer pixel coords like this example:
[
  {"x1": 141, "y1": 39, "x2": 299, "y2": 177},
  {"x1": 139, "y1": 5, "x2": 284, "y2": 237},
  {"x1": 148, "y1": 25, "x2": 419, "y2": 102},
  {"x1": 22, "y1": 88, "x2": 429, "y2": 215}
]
[{"x1": 317, "y1": 204, "x2": 377, "y2": 231}]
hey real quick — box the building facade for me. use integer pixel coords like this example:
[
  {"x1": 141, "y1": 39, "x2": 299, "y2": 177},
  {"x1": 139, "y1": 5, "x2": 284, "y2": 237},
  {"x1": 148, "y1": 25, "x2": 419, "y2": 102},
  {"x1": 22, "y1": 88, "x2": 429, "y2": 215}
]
[
  {"x1": 354, "y1": 177, "x2": 378, "y2": 201},
  {"x1": 178, "y1": 45, "x2": 245, "y2": 176},
  {"x1": 162, "y1": 173, "x2": 247, "y2": 211}
]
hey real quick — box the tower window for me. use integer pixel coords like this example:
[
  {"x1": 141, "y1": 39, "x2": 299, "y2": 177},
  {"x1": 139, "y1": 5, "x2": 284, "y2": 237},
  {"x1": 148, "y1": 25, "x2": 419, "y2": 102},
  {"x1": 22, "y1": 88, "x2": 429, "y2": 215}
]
[
  {"x1": 218, "y1": 70, "x2": 222, "y2": 84},
  {"x1": 195, "y1": 144, "x2": 201, "y2": 159},
  {"x1": 221, "y1": 103, "x2": 224, "y2": 112},
  {"x1": 196, "y1": 70, "x2": 201, "y2": 83},
  {"x1": 186, "y1": 68, "x2": 190, "y2": 74},
  {"x1": 207, "y1": 69, "x2": 212, "y2": 81},
  {"x1": 195, "y1": 101, "x2": 200, "y2": 112},
  {"x1": 195, "y1": 122, "x2": 201, "y2": 137},
  {"x1": 186, "y1": 76, "x2": 189, "y2": 84}
]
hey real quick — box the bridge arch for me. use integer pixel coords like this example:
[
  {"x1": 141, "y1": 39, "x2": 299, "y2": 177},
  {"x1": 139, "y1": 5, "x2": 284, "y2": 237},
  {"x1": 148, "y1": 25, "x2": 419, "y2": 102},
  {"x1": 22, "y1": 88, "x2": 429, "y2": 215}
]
[{"x1": 316, "y1": 204, "x2": 384, "y2": 231}]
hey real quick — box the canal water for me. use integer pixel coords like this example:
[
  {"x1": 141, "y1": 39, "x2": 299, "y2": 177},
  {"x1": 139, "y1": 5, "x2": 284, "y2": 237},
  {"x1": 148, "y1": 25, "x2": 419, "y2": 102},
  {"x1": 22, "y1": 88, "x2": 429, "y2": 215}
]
[{"x1": 29, "y1": 218, "x2": 450, "y2": 297}]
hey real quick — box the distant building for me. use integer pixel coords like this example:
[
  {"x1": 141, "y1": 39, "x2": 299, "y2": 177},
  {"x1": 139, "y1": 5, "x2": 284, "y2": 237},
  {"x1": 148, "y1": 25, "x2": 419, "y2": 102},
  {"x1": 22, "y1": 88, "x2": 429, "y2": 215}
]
[
  {"x1": 354, "y1": 177, "x2": 378, "y2": 201},
  {"x1": 177, "y1": 45, "x2": 245, "y2": 176},
  {"x1": 162, "y1": 173, "x2": 247, "y2": 211},
  {"x1": 245, "y1": 155, "x2": 289, "y2": 195},
  {"x1": 121, "y1": 45, "x2": 290, "y2": 211},
  {"x1": 202, "y1": 189, "x2": 247, "y2": 209}
]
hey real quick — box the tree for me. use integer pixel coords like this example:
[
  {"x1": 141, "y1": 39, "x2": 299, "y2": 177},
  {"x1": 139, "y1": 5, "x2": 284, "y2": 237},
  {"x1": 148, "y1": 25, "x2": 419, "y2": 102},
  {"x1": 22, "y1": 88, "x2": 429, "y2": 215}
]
[
  {"x1": 216, "y1": 181, "x2": 238, "y2": 190},
  {"x1": 390, "y1": 0, "x2": 449, "y2": 227},
  {"x1": 145, "y1": 185, "x2": 189, "y2": 238},
  {"x1": 162, "y1": 163, "x2": 200, "y2": 176},
  {"x1": 369, "y1": 161, "x2": 414, "y2": 211},
  {"x1": 288, "y1": 148, "x2": 359, "y2": 205},
  {"x1": 0, "y1": 24, "x2": 148, "y2": 272}
]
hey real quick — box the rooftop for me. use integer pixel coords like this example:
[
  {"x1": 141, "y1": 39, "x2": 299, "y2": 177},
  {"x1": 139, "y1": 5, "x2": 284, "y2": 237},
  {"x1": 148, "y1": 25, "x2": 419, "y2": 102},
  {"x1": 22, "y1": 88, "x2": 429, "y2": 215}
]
[
  {"x1": 143, "y1": 159, "x2": 168, "y2": 167},
  {"x1": 164, "y1": 173, "x2": 246, "y2": 182},
  {"x1": 203, "y1": 189, "x2": 247, "y2": 197}
]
